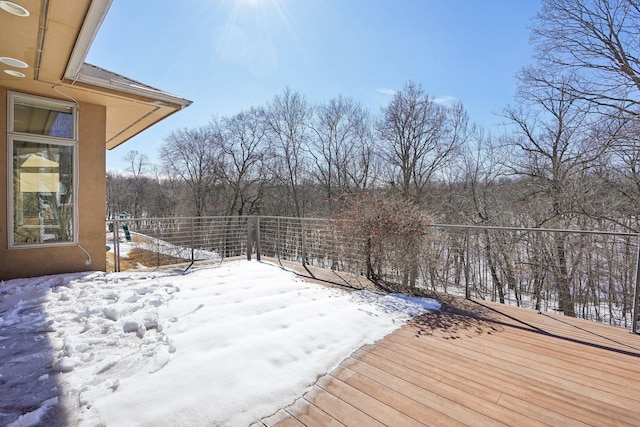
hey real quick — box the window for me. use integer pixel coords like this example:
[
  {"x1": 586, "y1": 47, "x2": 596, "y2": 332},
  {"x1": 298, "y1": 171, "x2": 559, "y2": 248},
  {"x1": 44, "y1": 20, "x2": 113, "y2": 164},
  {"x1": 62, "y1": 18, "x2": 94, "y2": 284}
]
[
  {"x1": 11, "y1": 94, "x2": 75, "y2": 138},
  {"x1": 8, "y1": 93, "x2": 77, "y2": 247}
]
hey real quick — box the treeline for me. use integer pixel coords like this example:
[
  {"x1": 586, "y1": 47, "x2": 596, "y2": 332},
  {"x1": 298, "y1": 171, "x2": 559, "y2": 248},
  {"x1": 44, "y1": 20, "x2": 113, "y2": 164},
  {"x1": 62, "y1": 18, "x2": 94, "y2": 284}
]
[
  {"x1": 107, "y1": 0, "x2": 640, "y2": 234},
  {"x1": 107, "y1": 77, "x2": 640, "y2": 234}
]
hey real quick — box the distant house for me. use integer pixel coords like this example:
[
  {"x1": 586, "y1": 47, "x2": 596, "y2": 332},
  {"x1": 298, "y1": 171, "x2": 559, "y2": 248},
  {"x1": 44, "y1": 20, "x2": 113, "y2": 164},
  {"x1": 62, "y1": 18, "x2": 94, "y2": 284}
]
[{"x1": 0, "y1": 0, "x2": 192, "y2": 279}]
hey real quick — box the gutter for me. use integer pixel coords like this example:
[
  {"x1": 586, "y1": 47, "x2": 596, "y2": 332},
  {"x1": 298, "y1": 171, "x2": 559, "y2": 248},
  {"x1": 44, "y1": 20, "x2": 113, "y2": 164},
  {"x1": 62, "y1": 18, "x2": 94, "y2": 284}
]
[
  {"x1": 73, "y1": 64, "x2": 193, "y2": 109},
  {"x1": 62, "y1": 0, "x2": 191, "y2": 109},
  {"x1": 64, "y1": 0, "x2": 112, "y2": 81}
]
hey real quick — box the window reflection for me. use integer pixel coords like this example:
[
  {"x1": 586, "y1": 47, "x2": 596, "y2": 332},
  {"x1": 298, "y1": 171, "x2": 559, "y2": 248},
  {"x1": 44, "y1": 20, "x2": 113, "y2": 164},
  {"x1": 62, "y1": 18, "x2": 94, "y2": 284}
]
[
  {"x1": 13, "y1": 95, "x2": 74, "y2": 138},
  {"x1": 12, "y1": 140, "x2": 74, "y2": 244}
]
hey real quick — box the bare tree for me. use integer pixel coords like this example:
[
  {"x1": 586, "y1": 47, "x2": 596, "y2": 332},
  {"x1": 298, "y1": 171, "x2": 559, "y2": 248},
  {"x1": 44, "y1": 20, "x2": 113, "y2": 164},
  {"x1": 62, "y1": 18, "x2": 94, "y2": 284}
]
[
  {"x1": 147, "y1": 165, "x2": 178, "y2": 218},
  {"x1": 377, "y1": 81, "x2": 466, "y2": 205},
  {"x1": 214, "y1": 107, "x2": 268, "y2": 216},
  {"x1": 123, "y1": 150, "x2": 150, "y2": 218},
  {"x1": 504, "y1": 74, "x2": 612, "y2": 316},
  {"x1": 264, "y1": 88, "x2": 312, "y2": 217},
  {"x1": 455, "y1": 132, "x2": 514, "y2": 303},
  {"x1": 527, "y1": 0, "x2": 640, "y2": 230},
  {"x1": 531, "y1": 0, "x2": 640, "y2": 116},
  {"x1": 106, "y1": 172, "x2": 126, "y2": 219},
  {"x1": 456, "y1": 130, "x2": 511, "y2": 224},
  {"x1": 308, "y1": 95, "x2": 377, "y2": 214},
  {"x1": 593, "y1": 117, "x2": 640, "y2": 231},
  {"x1": 160, "y1": 126, "x2": 222, "y2": 216}
]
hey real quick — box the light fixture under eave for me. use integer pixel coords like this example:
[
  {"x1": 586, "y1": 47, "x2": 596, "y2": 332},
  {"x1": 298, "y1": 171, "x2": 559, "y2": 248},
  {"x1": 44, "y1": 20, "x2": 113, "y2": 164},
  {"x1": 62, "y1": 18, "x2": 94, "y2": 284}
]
[
  {"x1": 4, "y1": 69, "x2": 26, "y2": 77},
  {"x1": 0, "y1": 1, "x2": 29, "y2": 16},
  {"x1": 0, "y1": 56, "x2": 28, "y2": 68}
]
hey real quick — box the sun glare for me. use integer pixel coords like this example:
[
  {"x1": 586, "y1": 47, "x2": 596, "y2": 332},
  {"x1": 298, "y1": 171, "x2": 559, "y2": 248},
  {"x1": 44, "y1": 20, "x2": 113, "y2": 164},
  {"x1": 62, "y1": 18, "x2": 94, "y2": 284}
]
[{"x1": 216, "y1": 0, "x2": 301, "y2": 78}]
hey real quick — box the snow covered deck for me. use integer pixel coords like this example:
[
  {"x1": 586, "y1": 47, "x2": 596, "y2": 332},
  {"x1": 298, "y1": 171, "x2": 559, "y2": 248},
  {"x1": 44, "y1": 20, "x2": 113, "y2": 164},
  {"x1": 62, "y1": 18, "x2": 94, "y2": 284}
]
[
  {"x1": 3, "y1": 258, "x2": 639, "y2": 426},
  {"x1": 261, "y1": 296, "x2": 640, "y2": 427}
]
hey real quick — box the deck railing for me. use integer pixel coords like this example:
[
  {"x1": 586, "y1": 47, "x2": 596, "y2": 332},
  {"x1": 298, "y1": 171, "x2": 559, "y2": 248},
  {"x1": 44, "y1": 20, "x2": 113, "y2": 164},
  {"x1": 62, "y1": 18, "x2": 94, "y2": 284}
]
[{"x1": 107, "y1": 216, "x2": 640, "y2": 333}]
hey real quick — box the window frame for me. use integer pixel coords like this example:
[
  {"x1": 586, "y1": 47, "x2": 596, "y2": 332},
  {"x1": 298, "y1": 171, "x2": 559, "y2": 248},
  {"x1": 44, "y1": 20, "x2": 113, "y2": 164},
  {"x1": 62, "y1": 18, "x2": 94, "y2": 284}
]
[{"x1": 7, "y1": 92, "x2": 79, "y2": 249}]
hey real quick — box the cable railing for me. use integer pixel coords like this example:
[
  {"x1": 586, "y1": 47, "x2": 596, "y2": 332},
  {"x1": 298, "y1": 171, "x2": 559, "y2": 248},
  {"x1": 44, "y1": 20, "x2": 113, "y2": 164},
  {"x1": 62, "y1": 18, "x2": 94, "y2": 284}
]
[
  {"x1": 107, "y1": 216, "x2": 640, "y2": 333},
  {"x1": 107, "y1": 216, "x2": 250, "y2": 272}
]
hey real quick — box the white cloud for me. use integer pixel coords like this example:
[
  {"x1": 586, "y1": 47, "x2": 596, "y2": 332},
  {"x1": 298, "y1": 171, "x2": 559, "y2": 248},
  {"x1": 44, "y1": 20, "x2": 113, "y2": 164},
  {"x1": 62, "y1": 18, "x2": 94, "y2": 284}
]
[
  {"x1": 433, "y1": 95, "x2": 457, "y2": 105},
  {"x1": 376, "y1": 89, "x2": 457, "y2": 105},
  {"x1": 375, "y1": 88, "x2": 397, "y2": 96}
]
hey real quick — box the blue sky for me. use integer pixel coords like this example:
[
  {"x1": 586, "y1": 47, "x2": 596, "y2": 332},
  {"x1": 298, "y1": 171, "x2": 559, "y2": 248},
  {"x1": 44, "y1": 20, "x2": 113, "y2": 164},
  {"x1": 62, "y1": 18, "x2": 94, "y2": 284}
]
[{"x1": 86, "y1": 0, "x2": 542, "y2": 172}]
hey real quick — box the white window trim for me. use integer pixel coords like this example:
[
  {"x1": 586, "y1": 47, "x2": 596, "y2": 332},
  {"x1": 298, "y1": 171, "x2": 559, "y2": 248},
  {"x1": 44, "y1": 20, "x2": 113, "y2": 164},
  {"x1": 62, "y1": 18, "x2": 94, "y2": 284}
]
[
  {"x1": 7, "y1": 92, "x2": 79, "y2": 249},
  {"x1": 8, "y1": 91, "x2": 77, "y2": 140}
]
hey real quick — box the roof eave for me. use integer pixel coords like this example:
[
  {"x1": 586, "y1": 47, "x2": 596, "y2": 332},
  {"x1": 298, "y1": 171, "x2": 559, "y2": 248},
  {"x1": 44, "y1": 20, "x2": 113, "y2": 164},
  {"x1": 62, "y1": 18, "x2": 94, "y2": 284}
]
[
  {"x1": 64, "y1": 0, "x2": 113, "y2": 81},
  {"x1": 71, "y1": 68, "x2": 193, "y2": 109}
]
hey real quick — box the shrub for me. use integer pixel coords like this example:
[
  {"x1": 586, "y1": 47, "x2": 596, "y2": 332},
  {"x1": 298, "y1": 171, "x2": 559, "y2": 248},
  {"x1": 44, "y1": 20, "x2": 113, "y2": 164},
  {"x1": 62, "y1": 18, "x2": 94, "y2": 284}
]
[{"x1": 334, "y1": 193, "x2": 430, "y2": 292}]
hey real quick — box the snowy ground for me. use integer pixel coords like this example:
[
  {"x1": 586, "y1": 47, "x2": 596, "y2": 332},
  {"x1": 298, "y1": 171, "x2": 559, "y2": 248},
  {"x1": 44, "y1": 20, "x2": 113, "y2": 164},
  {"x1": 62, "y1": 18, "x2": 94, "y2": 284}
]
[
  {"x1": 108, "y1": 230, "x2": 221, "y2": 265},
  {"x1": 0, "y1": 260, "x2": 440, "y2": 427}
]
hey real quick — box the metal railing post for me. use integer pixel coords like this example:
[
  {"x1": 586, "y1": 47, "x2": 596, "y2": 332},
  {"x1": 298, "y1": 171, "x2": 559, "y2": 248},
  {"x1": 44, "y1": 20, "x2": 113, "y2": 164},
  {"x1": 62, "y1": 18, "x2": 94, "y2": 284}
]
[
  {"x1": 246, "y1": 217, "x2": 253, "y2": 261},
  {"x1": 632, "y1": 236, "x2": 640, "y2": 334},
  {"x1": 191, "y1": 218, "x2": 195, "y2": 263},
  {"x1": 277, "y1": 217, "x2": 281, "y2": 261},
  {"x1": 156, "y1": 222, "x2": 160, "y2": 269},
  {"x1": 255, "y1": 217, "x2": 261, "y2": 261},
  {"x1": 301, "y1": 219, "x2": 307, "y2": 267},
  {"x1": 465, "y1": 228, "x2": 471, "y2": 299},
  {"x1": 113, "y1": 219, "x2": 120, "y2": 273}
]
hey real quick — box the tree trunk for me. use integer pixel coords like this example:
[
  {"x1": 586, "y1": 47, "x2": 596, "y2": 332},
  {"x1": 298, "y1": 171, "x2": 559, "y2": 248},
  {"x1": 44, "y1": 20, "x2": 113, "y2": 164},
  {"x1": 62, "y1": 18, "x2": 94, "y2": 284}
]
[
  {"x1": 484, "y1": 230, "x2": 505, "y2": 304},
  {"x1": 555, "y1": 233, "x2": 576, "y2": 317}
]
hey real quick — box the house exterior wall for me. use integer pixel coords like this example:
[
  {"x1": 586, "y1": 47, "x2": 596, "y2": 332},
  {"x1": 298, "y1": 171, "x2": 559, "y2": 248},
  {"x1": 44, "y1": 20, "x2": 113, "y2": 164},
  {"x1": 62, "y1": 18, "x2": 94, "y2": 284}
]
[{"x1": 0, "y1": 87, "x2": 107, "y2": 280}]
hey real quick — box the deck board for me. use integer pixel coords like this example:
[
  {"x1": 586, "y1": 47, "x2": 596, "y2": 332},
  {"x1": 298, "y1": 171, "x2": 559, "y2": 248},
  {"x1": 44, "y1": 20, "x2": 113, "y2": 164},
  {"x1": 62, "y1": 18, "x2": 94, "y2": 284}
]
[
  {"x1": 301, "y1": 386, "x2": 387, "y2": 427},
  {"x1": 394, "y1": 329, "x2": 639, "y2": 401},
  {"x1": 385, "y1": 329, "x2": 637, "y2": 426},
  {"x1": 267, "y1": 294, "x2": 640, "y2": 427},
  {"x1": 332, "y1": 365, "x2": 458, "y2": 426},
  {"x1": 287, "y1": 399, "x2": 346, "y2": 427},
  {"x1": 317, "y1": 374, "x2": 429, "y2": 427}
]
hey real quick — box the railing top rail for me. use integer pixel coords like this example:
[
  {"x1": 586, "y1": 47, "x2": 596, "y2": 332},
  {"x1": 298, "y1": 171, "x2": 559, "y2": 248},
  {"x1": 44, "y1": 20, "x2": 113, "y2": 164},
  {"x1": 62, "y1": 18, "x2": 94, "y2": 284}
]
[
  {"x1": 107, "y1": 215, "x2": 251, "y2": 222},
  {"x1": 259, "y1": 217, "x2": 640, "y2": 237},
  {"x1": 257, "y1": 216, "x2": 328, "y2": 221},
  {"x1": 430, "y1": 223, "x2": 640, "y2": 237}
]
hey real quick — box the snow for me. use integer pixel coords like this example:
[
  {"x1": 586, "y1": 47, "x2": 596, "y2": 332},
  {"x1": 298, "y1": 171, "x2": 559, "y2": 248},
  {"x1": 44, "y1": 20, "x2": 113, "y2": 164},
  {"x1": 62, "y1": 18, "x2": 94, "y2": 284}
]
[
  {"x1": 0, "y1": 260, "x2": 440, "y2": 426},
  {"x1": 109, "y1": 230, "x2": 221, "y2": 263}
]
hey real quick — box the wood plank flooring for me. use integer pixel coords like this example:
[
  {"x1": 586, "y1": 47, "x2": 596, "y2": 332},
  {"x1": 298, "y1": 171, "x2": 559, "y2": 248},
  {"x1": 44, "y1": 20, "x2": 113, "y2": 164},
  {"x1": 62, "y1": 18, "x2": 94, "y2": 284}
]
[{"x1": 258, "y1": 296, "x2": 640, "y2": 427}]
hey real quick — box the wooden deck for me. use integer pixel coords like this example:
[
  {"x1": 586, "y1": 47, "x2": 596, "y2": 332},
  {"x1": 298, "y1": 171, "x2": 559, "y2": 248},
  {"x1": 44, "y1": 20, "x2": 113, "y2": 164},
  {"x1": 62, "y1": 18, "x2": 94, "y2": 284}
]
[
  {"x1": 257, "y1": 295, "x2": 640, "y2": 427},
  {"x1": 259, "y1": 257, "x2": 380, "y2": 291}
]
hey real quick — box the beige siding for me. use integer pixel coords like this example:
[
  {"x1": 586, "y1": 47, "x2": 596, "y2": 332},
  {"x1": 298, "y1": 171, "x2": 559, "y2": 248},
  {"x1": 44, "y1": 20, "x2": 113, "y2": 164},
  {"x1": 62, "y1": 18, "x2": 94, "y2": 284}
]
[{"x1": 0, "y1": 88, "x2": 107, "y2": 280}]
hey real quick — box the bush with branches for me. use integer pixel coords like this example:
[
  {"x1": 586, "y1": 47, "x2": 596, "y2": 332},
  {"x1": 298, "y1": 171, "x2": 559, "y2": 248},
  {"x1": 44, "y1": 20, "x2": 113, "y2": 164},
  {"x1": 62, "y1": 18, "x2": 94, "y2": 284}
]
[{"x1": 334, "y1": 193, "x2": 430, "y2": 292}]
